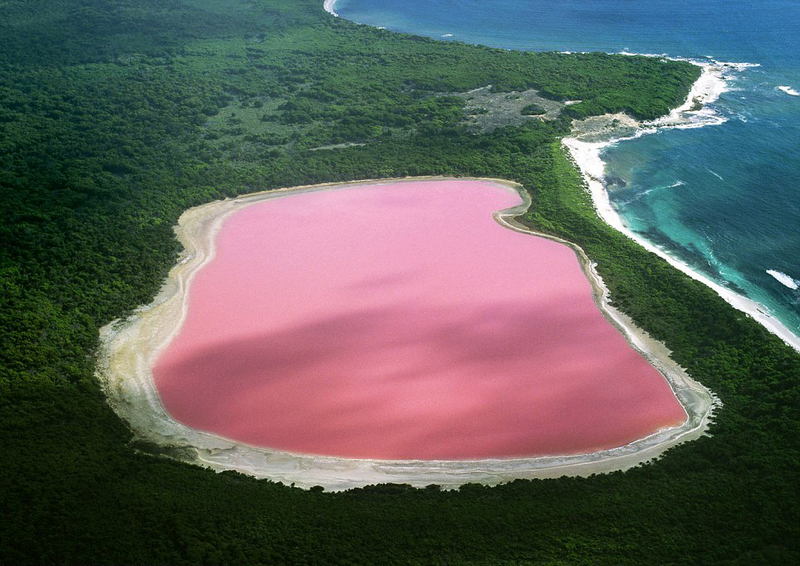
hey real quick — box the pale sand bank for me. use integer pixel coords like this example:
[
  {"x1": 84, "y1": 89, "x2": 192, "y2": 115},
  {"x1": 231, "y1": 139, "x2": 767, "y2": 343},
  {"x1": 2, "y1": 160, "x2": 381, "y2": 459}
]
[{"x1": 97, "y1": 177, "x2": 716, "y2": 491}]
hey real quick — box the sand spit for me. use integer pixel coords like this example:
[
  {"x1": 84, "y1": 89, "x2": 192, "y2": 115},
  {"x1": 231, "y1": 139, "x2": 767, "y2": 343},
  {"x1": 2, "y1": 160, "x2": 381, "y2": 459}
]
[{"x1": 97, "y1": 177, "x2": 716, "y2": 491}]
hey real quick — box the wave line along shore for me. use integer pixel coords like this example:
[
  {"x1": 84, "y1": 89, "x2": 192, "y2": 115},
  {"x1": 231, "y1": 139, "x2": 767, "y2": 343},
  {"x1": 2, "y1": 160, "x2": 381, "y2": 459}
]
[
  {"x1": 564, "y1": 57, "x2": 800, "y2": 352},
  {"x1": 320, "y1": 3, "x2": 798, "y2": 351}
]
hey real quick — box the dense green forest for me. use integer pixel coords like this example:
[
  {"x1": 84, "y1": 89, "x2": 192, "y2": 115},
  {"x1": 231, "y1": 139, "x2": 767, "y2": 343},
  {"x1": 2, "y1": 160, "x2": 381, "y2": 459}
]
[{"x1": 0, "y1": 0, "x2": 797, "y2": 564}]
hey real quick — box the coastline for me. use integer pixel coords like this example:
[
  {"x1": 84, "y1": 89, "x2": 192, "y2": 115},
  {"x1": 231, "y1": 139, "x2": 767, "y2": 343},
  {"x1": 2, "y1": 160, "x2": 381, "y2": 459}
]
[
  {"x1": 563, "y1": 58, "x2": 800, "y2": 352},
  {"x1": 323, "y1": 0, "x2": 338, "y2": 17},
  {"x1": 320, "y1": 0, "x2": 797, "y2": 350},
  {"x1": 97, "y1": 177, "x2": 716, "y2": 491}
]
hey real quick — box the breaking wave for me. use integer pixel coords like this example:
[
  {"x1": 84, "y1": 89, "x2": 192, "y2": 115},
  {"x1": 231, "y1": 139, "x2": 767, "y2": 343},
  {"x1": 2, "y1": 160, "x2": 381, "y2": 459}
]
[{"x1": 767, "y1": 270, "x2": 799, "y2": 290}]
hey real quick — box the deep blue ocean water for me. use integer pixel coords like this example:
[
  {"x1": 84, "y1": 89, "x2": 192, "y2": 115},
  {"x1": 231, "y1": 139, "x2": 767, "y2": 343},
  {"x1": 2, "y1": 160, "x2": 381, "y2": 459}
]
[{"x1": 335, "y1": 0, "x2": 800, "y2": 338}]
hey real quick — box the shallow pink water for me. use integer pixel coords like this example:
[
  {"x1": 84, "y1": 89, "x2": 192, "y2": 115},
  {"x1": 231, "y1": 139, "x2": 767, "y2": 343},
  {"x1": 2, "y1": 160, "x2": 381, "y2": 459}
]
[{"x1": 153, "y1": 180, "x2": 686, "y2": 460}]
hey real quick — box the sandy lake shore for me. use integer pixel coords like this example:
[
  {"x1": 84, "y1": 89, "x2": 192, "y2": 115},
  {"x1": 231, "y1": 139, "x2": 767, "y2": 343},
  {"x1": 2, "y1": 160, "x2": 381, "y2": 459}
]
[{"x1": 97, "y1": 177, "x2": 717, "y2": 491}]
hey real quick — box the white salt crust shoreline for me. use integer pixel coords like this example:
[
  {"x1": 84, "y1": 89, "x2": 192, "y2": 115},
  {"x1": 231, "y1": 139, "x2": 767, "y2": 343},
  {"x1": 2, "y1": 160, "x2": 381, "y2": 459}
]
[
  {"x1": 97, "y1": 177, "x2": 716, "y2": 491},
  {"x1": 563, "y1": 58, "x2": 800, "y2": 352}
]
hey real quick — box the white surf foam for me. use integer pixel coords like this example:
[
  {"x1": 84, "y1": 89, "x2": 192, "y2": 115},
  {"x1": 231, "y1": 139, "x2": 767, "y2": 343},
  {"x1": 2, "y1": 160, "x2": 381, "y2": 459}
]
[
  {"x1": 622, "y1": 181, "x2": 684, "y2": 205},
  {"x1": 778, "y1": 85, "x2": 800, "y2": 96},
  {"x1": 565, "y1": 137, "x2": 800, "y2": 351},
  {"x1": 767, "y1": 270, "x2": 799, "y2": 290},
  {"x1": 564, "y1": 56, "x2": 799, "y2": 351},
  {"x1": 617, "y1": 54, "x2": 760, "y2": 131}
]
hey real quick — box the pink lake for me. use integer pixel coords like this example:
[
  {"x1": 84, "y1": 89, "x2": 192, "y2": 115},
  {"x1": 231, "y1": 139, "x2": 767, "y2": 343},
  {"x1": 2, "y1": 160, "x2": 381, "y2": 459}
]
[{"x1": 153, "y1": 180, "x2": 686, "y2": 460}]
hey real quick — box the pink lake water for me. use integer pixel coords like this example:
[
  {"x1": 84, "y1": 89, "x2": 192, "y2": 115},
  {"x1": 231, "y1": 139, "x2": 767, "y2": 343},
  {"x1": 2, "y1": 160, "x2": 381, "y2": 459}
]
[{"x1": 153, "y1": 180, "x2": 686, "y2": 460}]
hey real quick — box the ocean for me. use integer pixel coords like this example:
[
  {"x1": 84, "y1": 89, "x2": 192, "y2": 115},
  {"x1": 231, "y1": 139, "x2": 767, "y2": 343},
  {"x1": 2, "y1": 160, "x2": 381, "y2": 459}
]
[{"x1": 331, "y1": 0, "x2": 800, "y2": 345}]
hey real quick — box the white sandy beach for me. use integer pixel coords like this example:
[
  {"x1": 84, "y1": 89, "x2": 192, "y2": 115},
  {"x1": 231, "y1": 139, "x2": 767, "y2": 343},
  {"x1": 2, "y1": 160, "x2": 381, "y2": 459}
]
[
  {"x1": 97, "y1": 177, "x2": 716, "y2": 491},
  {"x1": 563, "y1": 58, "x2": 800, "y2": 353},
  {"x1": 323, "y1": 0, "x2": 338, "y2": 17}
]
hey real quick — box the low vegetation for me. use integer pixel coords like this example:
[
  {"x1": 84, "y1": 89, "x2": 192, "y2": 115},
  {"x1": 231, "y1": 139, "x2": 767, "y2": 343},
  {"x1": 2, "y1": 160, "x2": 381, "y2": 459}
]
[{"x1": 520, "y1": 103, "x2": 547, "y2": 115}]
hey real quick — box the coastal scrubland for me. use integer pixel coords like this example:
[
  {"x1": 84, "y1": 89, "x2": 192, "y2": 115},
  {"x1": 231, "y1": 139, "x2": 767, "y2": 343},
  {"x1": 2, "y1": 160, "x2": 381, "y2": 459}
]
[{"x1": 0, "y1": 0, "x2": 797, "y2": 564}]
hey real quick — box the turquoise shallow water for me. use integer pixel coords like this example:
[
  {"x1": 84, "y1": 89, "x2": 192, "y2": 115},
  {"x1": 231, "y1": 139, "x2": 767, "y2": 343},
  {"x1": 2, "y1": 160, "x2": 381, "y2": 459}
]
[{"x1": 335, "y1": 0, "x2": 800, "y2": 337}]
